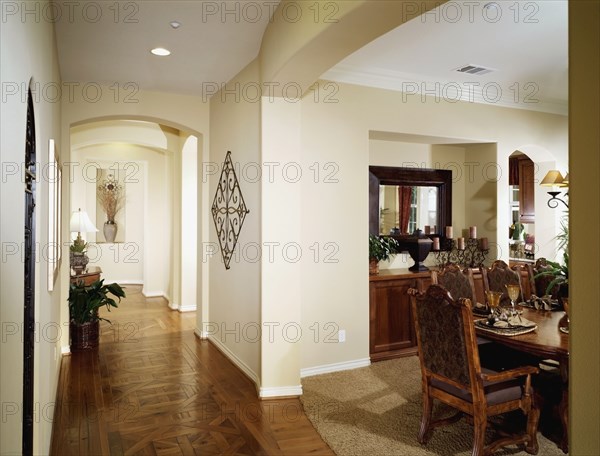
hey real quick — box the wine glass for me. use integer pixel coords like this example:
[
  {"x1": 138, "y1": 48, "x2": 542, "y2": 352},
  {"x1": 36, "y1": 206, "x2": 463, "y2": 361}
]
[
  {"x1": 485, "y1": 290, "x2": 503, "y2": 319},
  {"x1": 506, "y1": 284, "x2": 520, "y2": 314}
]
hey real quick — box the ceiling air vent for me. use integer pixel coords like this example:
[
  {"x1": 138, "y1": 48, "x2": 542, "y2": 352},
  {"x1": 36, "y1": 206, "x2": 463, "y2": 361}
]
[{"x1": 454, "y1": 64, "x2": 495, "y2": 76}]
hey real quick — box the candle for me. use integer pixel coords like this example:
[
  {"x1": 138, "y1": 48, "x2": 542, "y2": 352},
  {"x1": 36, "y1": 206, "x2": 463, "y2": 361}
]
[
  {"x1": 480, "y1": 237, "x2": 489, "y2": 250},
  {"x1": 424, "y1": 225, "x2": 431, "y2": 235},
  {"x1": 469, "y1": 226, "x2": 477, "y2": 239},
  {"x1": 445, "y1": 226, "x2": 453, "y2": 238},
  {"x1": 433, "y1": 237, "x2": 440, "y2": 250},
  {"x1": 457, "y1": 237, "x2": 465, "y2": 250}
]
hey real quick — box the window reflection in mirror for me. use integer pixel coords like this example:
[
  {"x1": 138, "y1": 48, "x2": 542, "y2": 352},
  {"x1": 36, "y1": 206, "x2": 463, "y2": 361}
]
[{"x1": 379, "y1": 185, "x2": 439, "y2": 235}]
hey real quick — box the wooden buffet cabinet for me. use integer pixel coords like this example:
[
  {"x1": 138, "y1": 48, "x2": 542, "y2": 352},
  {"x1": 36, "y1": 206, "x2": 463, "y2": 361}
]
[
  {"x1": 369, "y1": 269, "x2": 432, "y2": 362},
  {"x1": 369, "y1": 267, "x2": 521, "y2": 362}
]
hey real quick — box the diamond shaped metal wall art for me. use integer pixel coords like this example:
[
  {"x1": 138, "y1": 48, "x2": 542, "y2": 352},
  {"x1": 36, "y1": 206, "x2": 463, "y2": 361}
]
[{"x1": 211, "y1": 151, "x2": 250, "y2": 269}]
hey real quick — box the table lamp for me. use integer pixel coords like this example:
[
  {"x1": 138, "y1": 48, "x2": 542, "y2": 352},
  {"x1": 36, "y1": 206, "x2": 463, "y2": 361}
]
[{"x1": 69, "y1": 208, "x2": 98, "y2": 275}]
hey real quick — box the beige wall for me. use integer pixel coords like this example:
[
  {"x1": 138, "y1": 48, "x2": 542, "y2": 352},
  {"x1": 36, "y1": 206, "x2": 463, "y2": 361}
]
[
  {"x1": 570, "y1": 1, "x2": 600, "y2": 453},
  {"x1": 207, "y1": 60, "x2": 262, "y2": 382},
  {"x1": 0, "y1": 0, "x2": 63, "y2": 452}
]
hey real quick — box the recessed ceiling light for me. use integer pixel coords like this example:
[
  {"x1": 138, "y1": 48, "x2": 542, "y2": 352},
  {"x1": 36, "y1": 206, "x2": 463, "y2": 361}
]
[
  {"x1": 170, "y1": 21, "x2": 181, "y2": 29},
  {"x1": 151, "y1": 47, "x2": 171, "y2": 56}
]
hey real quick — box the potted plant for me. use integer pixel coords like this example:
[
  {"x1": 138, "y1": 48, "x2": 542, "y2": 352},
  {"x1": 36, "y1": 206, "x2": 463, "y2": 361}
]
[
  {"x1": 535, "y1": 251, "x2": 568, "y2": 298},
  {"x1": 68, "y1": 279, "x2": 126, "y2": 350},
  {"x1": 369, "y1": 234, "x2": 400, "y2": 275}
]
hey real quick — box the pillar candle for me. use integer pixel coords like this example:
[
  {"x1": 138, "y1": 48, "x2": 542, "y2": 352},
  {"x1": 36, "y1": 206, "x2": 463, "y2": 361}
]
[
  {"x1": 457, "y1": 237, "x2": 465, "y2": 250},
  {"x1": 433, "y1": 237, "x2": 440, "y2": 250},
  {"x1": 469, "y1": 226, "x2": 477, "y2": 239},
  {"x1": 480, "y1": 237, "x2": 489, "y2": 250},
  {"x1": 424, "y1": 225, "x2": 431, "y2": 235},
  {"x1": 445, "y1": 226, "x2": 453, "y2": 238}
]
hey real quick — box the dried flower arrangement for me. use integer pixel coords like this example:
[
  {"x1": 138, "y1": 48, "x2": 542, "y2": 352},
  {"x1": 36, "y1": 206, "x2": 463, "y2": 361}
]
[{"x1": 97, "y1": 174, "x2": 124, "y2": 222}]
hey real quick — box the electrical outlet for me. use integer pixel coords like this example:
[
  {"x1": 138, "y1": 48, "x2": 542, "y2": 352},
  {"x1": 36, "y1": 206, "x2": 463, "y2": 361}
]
[{"x1": 338, "y1": 329, "x2": 346, "y2": 343}]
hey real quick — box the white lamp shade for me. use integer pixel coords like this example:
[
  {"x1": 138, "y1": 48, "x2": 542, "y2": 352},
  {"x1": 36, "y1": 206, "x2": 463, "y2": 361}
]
[{"x1": 70, "y1": 209, "x2": 98, "y2": 233}]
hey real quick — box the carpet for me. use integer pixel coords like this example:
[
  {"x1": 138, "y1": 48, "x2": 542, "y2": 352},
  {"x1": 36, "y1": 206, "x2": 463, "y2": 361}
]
[{"x1": 300, "y1": 357, "x2": 565, "y2": 455}]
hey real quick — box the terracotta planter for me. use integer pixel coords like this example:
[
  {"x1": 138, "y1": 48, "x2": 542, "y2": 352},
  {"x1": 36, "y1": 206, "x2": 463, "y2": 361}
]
[
  {"x1": 70, "y1": 320, "x2": 100, "y2": 350},
  {"x1": 369, "y1": 258, "x2": 379, "y2": 276}
]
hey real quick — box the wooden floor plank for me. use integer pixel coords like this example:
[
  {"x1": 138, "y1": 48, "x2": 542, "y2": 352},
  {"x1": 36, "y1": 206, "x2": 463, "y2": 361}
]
[{"x1": 50, "y1": 286, "x2": 334, "y2": 455}]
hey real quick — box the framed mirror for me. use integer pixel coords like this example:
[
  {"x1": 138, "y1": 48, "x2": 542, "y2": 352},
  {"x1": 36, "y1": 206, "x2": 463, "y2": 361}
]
[{"x1": 369, "y1": 166, "x2": 452, "y2": 237}]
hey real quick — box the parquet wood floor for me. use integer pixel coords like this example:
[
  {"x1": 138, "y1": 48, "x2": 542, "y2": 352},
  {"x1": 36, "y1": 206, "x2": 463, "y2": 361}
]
[{"x1": 50, "y1": 286, "x2": 334, "y2": 455}]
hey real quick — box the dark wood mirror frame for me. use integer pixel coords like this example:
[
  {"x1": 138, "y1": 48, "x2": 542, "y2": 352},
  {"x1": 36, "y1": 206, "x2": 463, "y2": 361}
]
[{"x1": 369, "y1": 166, "x2": 452, "y2": 237}]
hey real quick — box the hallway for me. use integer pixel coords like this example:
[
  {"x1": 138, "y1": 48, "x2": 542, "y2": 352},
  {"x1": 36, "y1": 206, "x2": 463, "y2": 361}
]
[{"x1": 50, "y1": 287, "x2": 333, "y2": 455}]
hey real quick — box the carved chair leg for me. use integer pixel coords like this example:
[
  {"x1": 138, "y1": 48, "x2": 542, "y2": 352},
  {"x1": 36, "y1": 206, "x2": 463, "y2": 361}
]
[
  {"x1": 525, "y1": 404, "x2": 541, "y2": 455},
  {"x1": 472, "y1": 414, "x2": 487, "y2": 456},
  {"x1": 418, "y1": 391, "x2": 433, "y2": 444}
]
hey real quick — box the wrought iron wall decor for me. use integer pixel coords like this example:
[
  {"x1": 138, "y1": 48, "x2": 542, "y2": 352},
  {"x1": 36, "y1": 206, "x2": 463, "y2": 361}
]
[
  {"x1": 433, "y1": 237, "x2": 489, "y2": 269},
  {"x1": 211, "y1": 151, "x2": 250, "y2": 269}
]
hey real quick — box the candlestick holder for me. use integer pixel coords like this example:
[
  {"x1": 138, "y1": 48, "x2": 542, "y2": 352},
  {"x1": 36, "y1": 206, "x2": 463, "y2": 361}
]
[{"x1": 433, "y1": 238, "x2": 489, "y2": 269}]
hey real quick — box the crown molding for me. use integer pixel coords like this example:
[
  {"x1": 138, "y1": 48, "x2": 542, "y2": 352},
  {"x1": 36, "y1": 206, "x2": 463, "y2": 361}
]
[{"x1": 322, "y1": 64, "x2": 567, "y2": 116}]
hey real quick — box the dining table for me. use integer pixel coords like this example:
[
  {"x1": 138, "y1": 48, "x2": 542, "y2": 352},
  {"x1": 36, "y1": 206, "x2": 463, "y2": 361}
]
[{"x1": 473, "y1": 307, "x2": 569, "y2": 453}]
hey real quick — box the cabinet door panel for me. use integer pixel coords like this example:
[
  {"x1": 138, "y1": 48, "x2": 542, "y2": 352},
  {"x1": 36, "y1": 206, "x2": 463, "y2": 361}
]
[
  {"x1": 519, "y1": 158, "x2": 535, "y2": 223},
  {"x1": 370, "y1": 279, "x2": 416, "y2": 354}
]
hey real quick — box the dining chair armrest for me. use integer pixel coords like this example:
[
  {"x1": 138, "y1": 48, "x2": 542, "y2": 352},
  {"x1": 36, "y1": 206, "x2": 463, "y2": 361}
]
[{"x1": 480, "y1": 365, "x2": 539, "y2": 383}]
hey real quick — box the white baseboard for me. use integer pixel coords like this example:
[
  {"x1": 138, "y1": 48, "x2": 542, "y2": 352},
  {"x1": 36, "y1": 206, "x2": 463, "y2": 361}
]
[
  {"x1": 143, "y1": 290, "x2": 167, "y2": 298},
  {"x1": 259, "y1": 385, "x2": 303, "y2": 398},
  {"x1": 168, "y1": 301, "x2": 179, "y2": 310},
  {"x1": 112, "y1": 280, "x2": 143, "y2": 286},
  {"x1": 178, "y1": 304, "x2": 197, "y2": 312},
  {"x1": 300, "y1": 357, "x2": 371, "y2": 378},
  {"x1": 194, "y1": 328, "x2": 209, "y2": 339},
  {"x1": 207, "y1": 336, "x2": 260, "y2": 387}
]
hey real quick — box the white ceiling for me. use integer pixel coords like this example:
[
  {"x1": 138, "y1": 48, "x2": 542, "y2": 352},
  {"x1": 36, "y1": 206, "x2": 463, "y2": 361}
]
[
  {"x1": 54, "y1": 0, "x2": 279, "y2": 97},
  {"x1": 54, "y1": 1, "x2": 568, "y2": 114},
  {"x1": 322, "y1": 1, "x2": 568, "y2": 115}
]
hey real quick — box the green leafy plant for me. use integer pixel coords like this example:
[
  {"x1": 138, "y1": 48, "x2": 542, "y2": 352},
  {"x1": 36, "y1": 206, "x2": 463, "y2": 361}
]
[
  {"x1": 535, "y1": 251, "x2": 569, "y2": 295},
  {"x1": 68, "y1": 279, "x2": 126, "y2": 325},
  {"x1": 369, "y1": 234, "x2": 400, "y2": 262},
  {"x1": 69, "y1": 236, "x2": 87, "y2": 253}
]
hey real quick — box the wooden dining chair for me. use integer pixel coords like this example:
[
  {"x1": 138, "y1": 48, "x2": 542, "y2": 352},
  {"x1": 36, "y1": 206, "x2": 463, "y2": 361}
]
[
  {"x1": 511, "y1": 263, "x2": 536, "y2": 301},
  {"x1": 431, "y1": 263, "x2": 477, "y2": 304},
  {"x1": 481, "y1": 260, "x2": 523, "y2": 306},
  {"x1": 409, "y1": 284, "x2": 540, "y2": 456}
]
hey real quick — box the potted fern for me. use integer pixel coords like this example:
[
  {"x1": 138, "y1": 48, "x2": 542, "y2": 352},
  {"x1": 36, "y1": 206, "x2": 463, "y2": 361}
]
[
  {"x1": 369, "y1": 235, "x2": 400, "y2": 275},
  {"x1": 68, "y1": 279, "x2": 125, "y2": 350}
]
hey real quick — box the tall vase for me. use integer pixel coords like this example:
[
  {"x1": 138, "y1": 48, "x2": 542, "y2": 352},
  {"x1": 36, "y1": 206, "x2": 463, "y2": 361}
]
[{"x1": 103, "y1": 221, "x2": 117, "y2": 243}]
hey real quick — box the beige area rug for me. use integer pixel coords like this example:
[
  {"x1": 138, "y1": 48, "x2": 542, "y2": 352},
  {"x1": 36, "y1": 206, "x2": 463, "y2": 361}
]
[{"x1": 300, "y1": 357, "x2": 565, "y2": 456}]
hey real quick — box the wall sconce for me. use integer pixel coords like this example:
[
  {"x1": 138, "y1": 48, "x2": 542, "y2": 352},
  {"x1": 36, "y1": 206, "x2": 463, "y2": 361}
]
[{"x1": 540, "y1": 170, "x2": 569, "y2": 209}]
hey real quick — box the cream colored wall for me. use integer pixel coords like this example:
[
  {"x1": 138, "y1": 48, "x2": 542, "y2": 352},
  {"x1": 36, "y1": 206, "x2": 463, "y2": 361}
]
[
  {"x1": 260, "y1": 98, "x2": 302, "y2": 395},
  {"x1": 298, "y1": 81, "x2": 567, "y2": 372},
  {"x1": 0, "y1": 1, "x2": 63, "y2": 453},
  {"x1": 208, "y1": 60, "x2": 261, "y2": 380},
  {"x1": 570, "y1": 3, "x2": 600, "y2": 452},
  {"x1": 461, "y1": 143, "x2": 499, "y2": 258}
]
